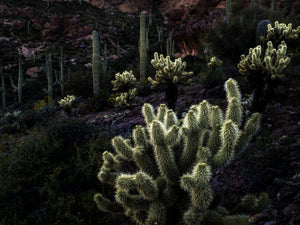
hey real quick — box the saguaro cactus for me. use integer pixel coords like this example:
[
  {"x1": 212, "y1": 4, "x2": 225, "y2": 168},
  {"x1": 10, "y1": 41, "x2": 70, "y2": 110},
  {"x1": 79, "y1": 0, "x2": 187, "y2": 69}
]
[
  {"x1": 94, "y1": 78, "x2": 268, "y2": 225},
  {"x1": 43, "y1": 53, "x2": 58, "y2": 100},
  {"x1": 10, "y1": 55, "x2": 26, "y2": 104},
  {"x1": 92, "y1": 30, "x2": 101, "y2": 96},
  {"x1": 226, "y1": 0, "x2": 232, "y2": 25},
  {"x1": 139, "y1": 12, "x2": 147, "y2": 80},
  {"x1": 148, "y1": 52, "x2": 194, "y2": 110},
  {"x1": 0, "y1": 70, "x2": 6, "y2": 109},
  {"x1": 55, "y1": 47, "x2": 69, "y2": 97},
  {"x1": 166, "y1": 32, "x2": 174, "y2": 58}
]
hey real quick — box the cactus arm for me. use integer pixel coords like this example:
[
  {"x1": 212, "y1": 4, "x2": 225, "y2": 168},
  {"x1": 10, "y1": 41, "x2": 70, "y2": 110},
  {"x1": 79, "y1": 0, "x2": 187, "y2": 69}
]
[
  {"x1": 214, "y1": 120, "x2": 239, "y2": 167},
  {"x1": 94, "y1": 193, "x2": 123, "y2": 213},
  {"x1": 9, "y1": 74, "x2": 17, "y2": 90},
  {"x1": 234, "y1": 113, "x2": 261, "y2": 157},
  {"x1": 179, "y1": 110, "x2": 202, "y2": 172},
  {"x1": 207, "y1": 106, "x2": 223, "y2": 156},
  {"x1": 150, "y1": 120, "x2": 179, "y2": 183}
]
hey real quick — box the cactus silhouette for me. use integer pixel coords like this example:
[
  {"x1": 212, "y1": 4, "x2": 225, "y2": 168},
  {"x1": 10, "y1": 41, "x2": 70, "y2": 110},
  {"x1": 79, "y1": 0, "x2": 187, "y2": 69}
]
[
  {"x1": 92, "y1": 30, "x2": 101, "y2": 96},
  {"x1": 0, "y1": 70, "x2": 6, "y2": 108},
  {"x1": 10, "y1": 55, "x2": 26, "y2": 104}
]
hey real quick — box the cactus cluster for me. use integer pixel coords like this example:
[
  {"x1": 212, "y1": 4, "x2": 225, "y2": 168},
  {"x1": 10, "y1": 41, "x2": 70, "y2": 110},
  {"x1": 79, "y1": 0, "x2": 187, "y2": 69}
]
[
  {"x1": 94, "y1": 78, "x2": 267, "y2": 225},
  {"x1": 58, "y1": 95, "x2": 76, "y2": 108},
  {"x1": 237, "y1": 40, "x2": 291, "y2": 80},
  {"x1": 266, "y1": 21, "x2": 300, "y2": 42},
  {"x1": 149, "y1": 52, "x2": 193, "y2": 87},
  {"x1": 207, "y1": 56, "x2": 223, "y2": 70},
  {"x1": 111, "y1": 70, "x2": 138, "y2": 107}
]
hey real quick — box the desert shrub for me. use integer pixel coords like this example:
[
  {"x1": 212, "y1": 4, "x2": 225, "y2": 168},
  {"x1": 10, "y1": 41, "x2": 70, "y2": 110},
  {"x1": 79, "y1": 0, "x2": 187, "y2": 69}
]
[
  {"x1": 65, "y1": 66, "x2": 93, "y2": 98},
  {"x1": 45, "y1": 118, "x2": 94, "y2": 148},
  {"x1": 89, "y1": 88, "x2": 111, "y2": 112},
  {"x1": 0, "y1": 119, "x2": 127, "y2": 225}
]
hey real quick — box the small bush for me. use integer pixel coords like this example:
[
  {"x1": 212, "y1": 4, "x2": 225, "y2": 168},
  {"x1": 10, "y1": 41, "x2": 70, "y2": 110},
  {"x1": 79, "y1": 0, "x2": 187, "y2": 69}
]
[
  {"x1": 0, "y1": 119, "x2": 126, "y2": 225},
  {"x1": 89, "y1": 88, "x2": 111, "y2": 112}
]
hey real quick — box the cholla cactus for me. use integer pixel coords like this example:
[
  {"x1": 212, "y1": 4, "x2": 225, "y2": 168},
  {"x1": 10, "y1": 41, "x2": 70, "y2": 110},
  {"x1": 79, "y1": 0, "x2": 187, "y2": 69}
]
[
  {"x1": 149, "y1": 52, "x2": 193, "y2": 87},
  {"x1": 266, "y1": 21, "x2": 300, "y2": 42},
  {"x1": 148, "y1": 52, "x2": 194, "y2": 110},
  {"x1": 238, "y1": 41, "x2": 290, "y2": 80},
  {"x1": 207, "y1": 56, "x2": 223, "y2": 70},
  {"x1": 94, "y1": 78, "x2": 268, "y2": 225},
  {"x1": 114, "y1": 88, "x2": 137, "y2": 107},
  {"x1": 58, "y1": 95, "x2": 76, "y2": 108},
  {"x1": 111, "y1": 71, "x2": 138, "y2": 108},
  {"x1": 111, "y1": 70, "x2": 137, "y2": 92}
]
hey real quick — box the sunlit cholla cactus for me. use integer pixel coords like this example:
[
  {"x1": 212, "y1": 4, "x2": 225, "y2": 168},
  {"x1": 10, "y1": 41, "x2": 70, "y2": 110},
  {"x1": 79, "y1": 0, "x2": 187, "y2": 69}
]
[
  {"x1": 94, "y1": 78, "x2": 268, "y2": 225},
  {"x1": 148, "y1": 52, "x2": 193, "y2": 87},
  {"x1": 114, "y1": 88, "x2": 137, "y2": 107},
  {"x1": 266, "y1": 21, "x2": 300, "y2": 42},
  {"x1": 207, "y1": 56, "x2": 223, "y2": 70},
  {"x1": 111, "y1": 70, "x2": 137, "y2": 92},
  {"x1": 148, "y1": 52, "x2": 194, "y2": 110},
  {"x1": 58, "y1": 95, "x2": 76, "y2": 108},
  {"x1": 238, "y1": 40, "x2": 290, "y2": 80},
  {"x1": 111, "y1": 70, "x2": 138, "y2": 108}
]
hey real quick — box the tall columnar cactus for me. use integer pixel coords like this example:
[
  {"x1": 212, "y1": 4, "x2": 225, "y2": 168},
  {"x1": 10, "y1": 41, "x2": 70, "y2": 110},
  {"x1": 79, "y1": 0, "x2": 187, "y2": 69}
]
[
  {"x1": 43, "y1": 53, "x2": 58, "y2": 100},
  {"x1": 111, "y1": 70, "x2": 138, "y2": 107},
  {"x1": 148, "y1": 52, "x2": 193, "y2": 110},
  {"x1": 139, "y1": 12, "x2": 147, "y2": 80},
  {"x1": 103, "y1": 42, "x2": 108, "y2": 74},
  {"x1": 10, "y1": 55, "x2": 26, "y2": 104},
  {"x1": 55, "y1": 47, "x2": 69, "y2": 97},
  {"x1": 92, "y1": 30, "x2": 101, "y2": 96},
  {"x1": 237, "y1": 41, "x2": 291, "y2": 111},
  {"x1": 0, "y1": 71, "x2": 6, "y2": 109},
  {"x1": 156, "y1": 25, "x2": 164, "y2": 51},
  {"x1": 166, "y1": 32, "x2": 174, "y2": 58},
  {"x1": 226, "y1": 0, "x2": 232, "y2": 25},
  {"x1": 94, "y1": 78, "x2": 268, "y2": 225}
]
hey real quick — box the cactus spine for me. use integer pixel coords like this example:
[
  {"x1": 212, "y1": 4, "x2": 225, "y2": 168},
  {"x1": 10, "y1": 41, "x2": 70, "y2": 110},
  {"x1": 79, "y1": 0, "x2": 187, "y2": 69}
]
[
  {"x1": 92, "y1": 30, "x2": 101, "y2": 96},
  {"x1": 139, "y1": 12, "x2": 147, "y2": 80},
  {"x1": 95, "y1": 78, "x2": 268, "y2": 224},
  {"x1": 10, "y1": 55, "x2": 25, "y2": 104},
  {"x1": 0, "y1": 70, "x2": 6, "y2": 109}
]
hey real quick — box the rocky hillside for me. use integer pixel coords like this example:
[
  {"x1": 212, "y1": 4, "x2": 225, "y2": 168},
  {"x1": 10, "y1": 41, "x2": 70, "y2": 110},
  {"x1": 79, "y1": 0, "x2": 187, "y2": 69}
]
[{"x1": 0, "y1": 0, "x2": 300, "y2": 225}]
